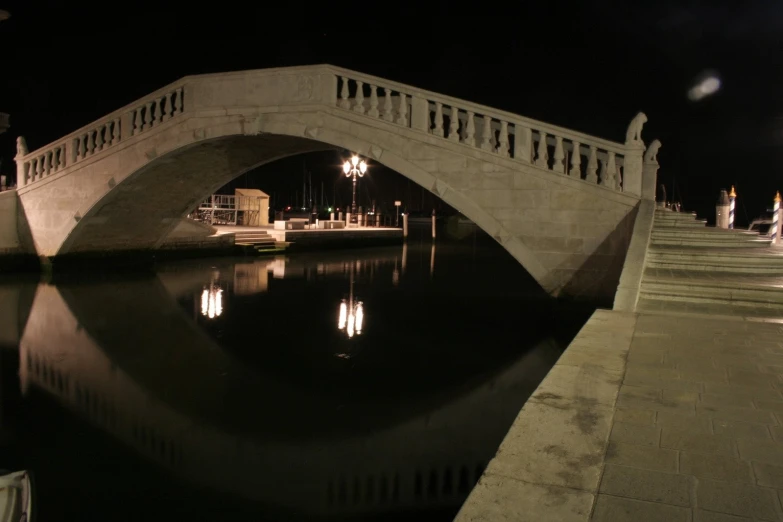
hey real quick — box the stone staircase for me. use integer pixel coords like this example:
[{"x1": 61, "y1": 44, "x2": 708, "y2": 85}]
[
  {"x1": 233, "y1": 231, "x2": 279, "y2": 252},
  {"x1": 636, "y1": 209, "x2": 783, "y2": 315}
]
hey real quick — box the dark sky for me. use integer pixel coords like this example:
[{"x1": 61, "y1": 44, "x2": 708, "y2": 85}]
[{"x1": 2, "y1": 0, "x2": 783, "y2": 222}]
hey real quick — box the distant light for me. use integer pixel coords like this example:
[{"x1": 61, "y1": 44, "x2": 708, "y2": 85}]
[
  {"x1": 688, "y1": 73, "x2": 721, "y2": 101},
  {"x1": 0, "y1": 10, "x2": 10, "y2": 21},
  {"x1": 328, "y1": 207, "x2": 333, "y2": 212}
]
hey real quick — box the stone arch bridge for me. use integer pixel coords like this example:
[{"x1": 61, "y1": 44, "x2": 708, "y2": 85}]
[{"x1": 13, "y1": 65, "x2": 660, "y2": 300}]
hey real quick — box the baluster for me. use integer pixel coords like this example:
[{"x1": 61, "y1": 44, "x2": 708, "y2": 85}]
[
  {"x1": 113, "y1": 118, "x2": 121, "y2": 144},
  {"x1": 553, "y1": 136, "x2": 565, "y2": 173},
  {"x1": 52, "y1": 148, "x2": 60, "y2": 171},
  {"x1": 464, "y1": 111, "x2": 476, "y2": 146},
  {"x1": 175, "y1": 87, "x2": 184, "y2": 113},
  {"x1": 598, "y1": 157, "x2": 608, "y2": 187},
  {"x1": 162, "y1": 93, "x2": 171, "y2": 122},
  {"x1": 132, "y1": 110, "x2": 141, "y2": 136},
  {"x1": 448, "y1": 106, "x2": 460, "y2": 142},
  {"x1": 569, "y1": 141, "x2": 581, "y2": 177},
  {"x1": 586, "y1": 146, "x2": 598, "y2": 183},
  {"x1": 28, "y1": 159, "x2": 35, "y2": 182},
  {"x1": 368, "y1": 85, "x2": 379, "y2": 118},
  {"x1": 169, "y1": 91, "x2": 177, "y2": 118},
  {"x1": 535, "y1": 131, "x2": 549, "y2": 168},
  {"x1": 59, "y1": 145, "x2": 67, "y2": 169},
  {"x1": 396, "y1": 93, "x2": 408, "y2": 126},
  {"x1": 339, "y1": 77, "x2": 351, "y2": 109},
  {"x1": 79, "y1": 135, "x2": 87, "y2": 159},
  {"x1": 606, "y1": 152, "x2": 618, "y2": 189},
  {"x1": 95, "y1": 126, "x2": 105, "y2": 151},
  {"x1": 142, "y1": 102, "x2": 152, "y2": 130},
  {"x1": 157, "y1": 96, "x2": 166, "y2": 124},
  {"x1": 352, "y1": 81, "x2": 365, "y2": 113},
  {"x1": 432, "y1": 102, "x2": 443, "y2": 137},
  {"x1": 72, "y1": 138, "x2": 79, "y2": 162},
  {"x1": 480, "y1": 116, "x2": 493, "y2": 151},
  {"x1": 616, "y1": 163, "x2": 623, "y2": 191},
  {"x1": 43, "y1": 153, "x2": 50, "y2": 176},
  {"x1": 382, "y1": 88, "x2": 394, "y2": 122},
  {"x1": 86, "y1": 132, "x2": 95, "y2": 155},
  {"x1": 497, "y1": 121, "x2": 509, "y2": 157}
]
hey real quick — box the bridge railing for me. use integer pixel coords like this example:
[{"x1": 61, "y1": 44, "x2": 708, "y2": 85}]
[
  {"x1": 327, "y1": 66, "x2": 645, "y2": 196},
  {"x1": 16, "y1": 64, "x2": 648, "y2": 197},
  {"x1": 15, "y1": 80, "x2": 187, "y2": 188}
]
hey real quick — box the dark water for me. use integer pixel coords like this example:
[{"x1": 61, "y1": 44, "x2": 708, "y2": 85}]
[{"x1": 0, "y1": 225, "x2": 594, "y2": 521}]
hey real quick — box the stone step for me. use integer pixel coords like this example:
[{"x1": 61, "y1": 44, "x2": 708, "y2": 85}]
[
  {"x1": 651, "y1": 229, "x2": 759, "y2": 239},
  {"x1": 655, "y1": 210, "x2": 697, "y2": 217},
  {"x1": 653, "y1": 221, "x2": 708, "y2": 228},
  {"x1": 640, "y1": 279, "x2": 783, "y2": 306},
  {"x1": 637, "y1": 291, "x2": 783, "y2": 310},
  {"x1": 650, "y1": 237, "x2": 772, "y2": 248},
  {"x1": 646, "y1": 250, "x2": 783, "y2": 274},
  {"x1": 654, "y1": 212, "x2": 700, "y2": 221}
]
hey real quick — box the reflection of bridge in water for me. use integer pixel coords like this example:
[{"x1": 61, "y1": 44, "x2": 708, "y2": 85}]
[{"x1": 15, "y1": 246, "x2": 564, "y2": 518}]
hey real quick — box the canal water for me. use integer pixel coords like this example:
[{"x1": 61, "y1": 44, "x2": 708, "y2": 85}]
[{"x1": 0, "y1": 225, "x2": 594, "y2": 521}]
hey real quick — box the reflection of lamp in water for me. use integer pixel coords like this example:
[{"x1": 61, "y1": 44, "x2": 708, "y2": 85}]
[
  {"x1": 337, "y1": 261, "x2": 364, "y2": 339},
  {"x1": 338, "y1": 299, "x2": 364, "y2": 338},
  {"x1": 201, "y1": 284, "x2": 223, "y2": 319}
]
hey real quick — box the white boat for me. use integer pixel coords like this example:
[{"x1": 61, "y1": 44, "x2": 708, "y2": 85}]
[{"x1": 0, "y1": 470, "x2": 33, "y2": 522}]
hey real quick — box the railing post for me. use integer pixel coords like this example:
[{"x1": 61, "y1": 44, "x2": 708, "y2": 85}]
[
  {"x1": 14, "y1": 136, "x2": 28, "y2": 188},
  {"x1": 623, "y1": 145, "x2": 644, "y2": 196},
  {"x1": 513, "y1": 125, "x2": 532, "y2": 163},
  {"x1": 410, "y1": 95, "x2": 430, "y2": 132},
  {"x1": 120, "y1": 111, "x2": 135, "y2": 140},
  {"x1": 641, "y1": 139, "x2": 661, "y2": 201},
  {"x1": 624, "y1": 111, "x2": 649, "y2": 197}
]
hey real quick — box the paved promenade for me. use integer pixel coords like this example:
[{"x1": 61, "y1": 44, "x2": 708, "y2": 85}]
[{"x1": 456, "y1": 210, "x2": 783, "y2": 521}]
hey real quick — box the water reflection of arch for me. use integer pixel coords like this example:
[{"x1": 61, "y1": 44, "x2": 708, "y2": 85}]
[{"x1": 19, "y1": 279, "x2": 561, "y2": 517}]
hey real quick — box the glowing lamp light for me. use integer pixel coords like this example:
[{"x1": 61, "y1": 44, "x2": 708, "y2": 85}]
[{"x1": 343, "y1": 162, "x2": 351, "y2": 174}]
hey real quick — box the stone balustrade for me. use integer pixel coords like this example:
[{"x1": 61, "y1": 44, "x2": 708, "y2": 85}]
[
  {"x1": 129, "y1": 87, "x2": 184, "y2": 136},
  {"x1": 15, "y1": 65, "x2": 645, "y2": 196},
  {"x1": 333, "y1": 73, "x2": 640, "y2": 194},
  {"x1": 16, "y1": 83, "x2": 186, "y2": 188}
]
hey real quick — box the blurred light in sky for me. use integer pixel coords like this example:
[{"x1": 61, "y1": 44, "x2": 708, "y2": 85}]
[{"x1": 688, "y1": 72, "x2": 721, "y2": 101}]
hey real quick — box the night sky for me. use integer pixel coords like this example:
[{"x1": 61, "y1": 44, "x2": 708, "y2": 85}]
[{"x1": 1, "y1": 1, "x2": 782, "y2": 222}]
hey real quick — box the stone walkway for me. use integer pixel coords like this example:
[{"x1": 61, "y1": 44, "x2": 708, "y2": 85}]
[{"x1": 457, "y1": 308, "x2": 783, "y2": 522}]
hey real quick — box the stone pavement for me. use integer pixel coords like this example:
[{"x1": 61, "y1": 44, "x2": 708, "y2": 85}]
[{"x1": 456, "y1": 308, "x2": 783, "y2": 521}]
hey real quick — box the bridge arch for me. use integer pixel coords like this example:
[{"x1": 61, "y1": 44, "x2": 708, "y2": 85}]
[{"x1": 15, "y1": 65, "x2": 653, "y2": 299}]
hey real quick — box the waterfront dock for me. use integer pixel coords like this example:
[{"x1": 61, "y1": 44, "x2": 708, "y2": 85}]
[
  {"x1": 457, "y1": 208, "x2": 783, "y2": 521},
  {"x1": 214, "y1": 224, "x2": 403, "y2": 252}
]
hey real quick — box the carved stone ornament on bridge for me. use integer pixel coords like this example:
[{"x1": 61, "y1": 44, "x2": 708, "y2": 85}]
[
  {"x1": 15, "y1": 136, "x2": 28, "y2": 158},
  {"x1": 297, "y1": 76, "x2": 314, "y2": 100},
  {"x1": 625, "y1": 112, "x2": 648, "y2": 144},
  {"x1": 644, "y1": 139, "x2": 661, "y2": 164}
]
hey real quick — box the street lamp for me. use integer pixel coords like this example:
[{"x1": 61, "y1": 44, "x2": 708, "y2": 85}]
[{"x1": 342, "y1": 155, "x2": 367, "y2": 224}]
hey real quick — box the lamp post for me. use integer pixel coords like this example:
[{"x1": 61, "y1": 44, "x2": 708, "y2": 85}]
[{"x1": 342, "y1": 155, "x2": 367, "y2": 224}]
